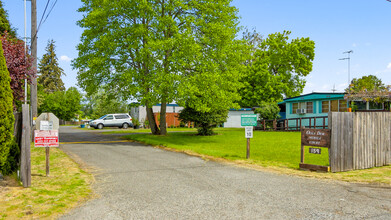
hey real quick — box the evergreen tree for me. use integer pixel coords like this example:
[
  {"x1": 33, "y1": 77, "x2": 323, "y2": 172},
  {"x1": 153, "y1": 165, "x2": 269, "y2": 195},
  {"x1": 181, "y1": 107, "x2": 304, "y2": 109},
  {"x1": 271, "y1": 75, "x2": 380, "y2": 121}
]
[
  {"x1": 38, "y1": 40, "x2": 65, "y2": 93},
  {"x1": 0, "y1": 40, "x2": 15, "y2": 175},
  {"x1": 0, "y1": 0, "x2": 17, "y2": 38}
]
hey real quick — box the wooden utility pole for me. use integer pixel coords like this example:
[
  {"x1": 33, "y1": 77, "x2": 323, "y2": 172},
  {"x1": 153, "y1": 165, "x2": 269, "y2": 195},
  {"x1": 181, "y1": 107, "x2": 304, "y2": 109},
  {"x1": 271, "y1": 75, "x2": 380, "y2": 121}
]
[
  {"x1": 21, "y1": 104, "x2": 31, "y2": 187},
  {"x1": 30, "y1": 0, "x2": 38, "y2": 119}
]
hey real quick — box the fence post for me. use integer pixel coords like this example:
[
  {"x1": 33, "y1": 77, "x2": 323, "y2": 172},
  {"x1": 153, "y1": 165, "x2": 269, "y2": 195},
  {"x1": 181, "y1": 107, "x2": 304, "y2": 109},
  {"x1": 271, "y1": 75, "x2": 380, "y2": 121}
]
[{"x1": 21, "y1": 104, "x2": 31, "y2": 187}]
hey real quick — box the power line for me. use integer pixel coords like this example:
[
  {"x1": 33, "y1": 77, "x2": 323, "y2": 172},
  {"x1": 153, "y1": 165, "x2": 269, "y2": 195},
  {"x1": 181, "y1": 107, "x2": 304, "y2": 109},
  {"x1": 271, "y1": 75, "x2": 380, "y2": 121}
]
[{"x1": 31, "y1": 0, "x2": 58, "y2": 45}]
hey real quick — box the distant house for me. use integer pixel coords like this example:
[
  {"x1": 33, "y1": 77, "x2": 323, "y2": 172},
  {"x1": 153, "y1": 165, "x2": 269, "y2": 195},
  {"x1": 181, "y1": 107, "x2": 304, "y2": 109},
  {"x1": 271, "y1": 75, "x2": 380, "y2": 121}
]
[
  {"x1": 130, "y1": 104, "x2": 255, "y2": 128},
  {"x1": 129, "y1": 104, "x2": 184, "y2": 127}
]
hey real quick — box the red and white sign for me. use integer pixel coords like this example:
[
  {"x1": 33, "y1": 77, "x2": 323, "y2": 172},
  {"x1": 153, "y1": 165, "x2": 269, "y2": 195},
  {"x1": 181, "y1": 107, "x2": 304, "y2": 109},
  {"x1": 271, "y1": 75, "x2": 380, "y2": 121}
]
[{"x1": 34, "y1": 130, "x2": 59, "y2": 147}]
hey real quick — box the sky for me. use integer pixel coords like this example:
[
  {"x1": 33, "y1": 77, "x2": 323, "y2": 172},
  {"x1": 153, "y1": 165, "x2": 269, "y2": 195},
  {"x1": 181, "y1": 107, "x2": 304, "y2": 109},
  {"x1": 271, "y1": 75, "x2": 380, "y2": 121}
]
[{"x1": 3, "y1": 0, "x2": 391, "y2": 95}]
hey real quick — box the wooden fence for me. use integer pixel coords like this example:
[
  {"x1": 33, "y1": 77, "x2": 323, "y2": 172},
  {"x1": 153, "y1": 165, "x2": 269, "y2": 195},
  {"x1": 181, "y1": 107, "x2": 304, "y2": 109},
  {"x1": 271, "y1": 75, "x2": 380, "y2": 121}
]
[
  {"x1": 328, "y1": 112, "x2": 391, "y2": 172},
  {"x1": 13, "y1": 112, "x2": 22, "y2": 146}
]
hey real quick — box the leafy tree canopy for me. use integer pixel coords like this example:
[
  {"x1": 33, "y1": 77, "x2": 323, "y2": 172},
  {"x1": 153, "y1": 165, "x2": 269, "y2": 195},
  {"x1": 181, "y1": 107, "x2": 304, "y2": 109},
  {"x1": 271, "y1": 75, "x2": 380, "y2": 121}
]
[
  {"x1": 39, "y1": 87, "x2": 82, "y2": 121},
  {"x1": 347, "y1": 75, "x2": 385, "y2": 93},
  {"x1": 38, "y1": 40, "x2": 66, "y2": 93},
  {"x1": 82, "y1": 89, "x2": 129, "y2": 120},
  {"x1": 345, "y1": 75, "x2": 390, "y2": 103},
  {"x1": 73, "y1": 0, "x2": 246, "y2": 135},
  {"x1": 0, "y1": 1, "x2": 17, "y2": 38},
  {"x1": 1, "y1": 32, "x2": 35, "y2": 110},
  {"x1": 254, "y1": 102, "x2": 281, "y2": 120},
  {"x1": 239, "y1": 30, "x2": 315, "y2": 108}
]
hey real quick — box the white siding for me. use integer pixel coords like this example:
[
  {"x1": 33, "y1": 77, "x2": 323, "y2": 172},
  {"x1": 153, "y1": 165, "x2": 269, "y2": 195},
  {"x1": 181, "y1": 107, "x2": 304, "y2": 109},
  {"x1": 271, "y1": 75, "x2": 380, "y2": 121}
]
[{"x1": 224, "y1": 110, "x2": 255, "y2": 128}]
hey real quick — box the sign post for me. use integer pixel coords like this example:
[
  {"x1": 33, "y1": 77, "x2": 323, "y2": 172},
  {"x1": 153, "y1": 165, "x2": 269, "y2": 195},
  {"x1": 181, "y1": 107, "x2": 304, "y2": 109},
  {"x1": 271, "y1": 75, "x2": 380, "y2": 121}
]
[
  {"x1": 241, "y1": 114, "x2": 257, "y2": 159},
  {"x1": 300, "y1": 128, "x2": 331, "y2": 172},
  {"x1": 35, "y1": 113, "x2": 59, "y2": 177}
]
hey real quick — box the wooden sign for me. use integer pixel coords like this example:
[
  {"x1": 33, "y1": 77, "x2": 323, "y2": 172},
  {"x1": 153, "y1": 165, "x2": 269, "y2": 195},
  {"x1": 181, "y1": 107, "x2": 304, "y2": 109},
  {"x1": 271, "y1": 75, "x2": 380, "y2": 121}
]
[
  {"x1": 301, "y1": 128, "x2": 330, "y2": 148},
  {"x1": 300, "y1": 128, "x2": 331, "y2": 172}
]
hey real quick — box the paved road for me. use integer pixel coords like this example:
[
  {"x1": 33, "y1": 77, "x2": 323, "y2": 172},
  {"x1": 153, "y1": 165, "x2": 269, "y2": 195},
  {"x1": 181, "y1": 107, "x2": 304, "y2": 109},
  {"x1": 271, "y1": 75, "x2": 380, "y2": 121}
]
[{"x1": 59, "y1": 126, "x2": 391, "y2": 219}]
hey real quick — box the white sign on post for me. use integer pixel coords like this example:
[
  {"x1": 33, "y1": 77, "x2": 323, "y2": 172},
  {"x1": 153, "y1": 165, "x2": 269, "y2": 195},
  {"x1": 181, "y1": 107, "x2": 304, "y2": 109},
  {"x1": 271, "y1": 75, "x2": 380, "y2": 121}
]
[
  {"x1": 40, "y1": 120, "x2": 53, "y2": 130},
  {"x1": 245, "y1": 126, "x2": 253, "y2": 138}
]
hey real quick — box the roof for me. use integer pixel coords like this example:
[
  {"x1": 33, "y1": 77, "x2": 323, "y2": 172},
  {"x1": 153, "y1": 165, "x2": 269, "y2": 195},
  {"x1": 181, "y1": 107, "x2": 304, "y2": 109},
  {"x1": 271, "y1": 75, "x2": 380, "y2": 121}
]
[
  {"x1": 282, "y1": 92, "x2": 345, "y2": 103},
  {"x1": 229, "y1": 108, "x2": 253, "y2": 111}
]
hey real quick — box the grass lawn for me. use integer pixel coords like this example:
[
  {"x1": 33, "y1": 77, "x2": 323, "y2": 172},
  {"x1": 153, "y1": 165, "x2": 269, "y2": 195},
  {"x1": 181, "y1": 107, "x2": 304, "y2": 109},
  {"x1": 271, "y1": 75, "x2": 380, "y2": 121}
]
[
  {"x1": 0, "y1": 146, "x2": 93, "y2": 219},
  {"x1": 124, "y1": 128, "x2": 391, "y2": 185},
  {"x1": 125, "y1": 128, "x2": 327, "y2": 169}
]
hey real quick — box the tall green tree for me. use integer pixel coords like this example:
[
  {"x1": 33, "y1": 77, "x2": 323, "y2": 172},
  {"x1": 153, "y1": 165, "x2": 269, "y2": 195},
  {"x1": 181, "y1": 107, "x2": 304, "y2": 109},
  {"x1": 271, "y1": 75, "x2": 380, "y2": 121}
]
[
  {"x1": 0, "y1": 40, "x2": 15, "y2": 175},
  {"x1": 347, "y1": 75, "x2": 385, "y2": 93},
  {"x1": 38, "y1": 40, "x2": 66, "y2": 93},
  {"x1": 0, "y1": 0, "x2": 17, "y2": 38},
  {"x1": 73, "y1": 0, "x2": 246, "y2": 135},
  {"x1": 39, "y1": 87, "x2": 82, "y2": 121},
  {"x1": 345, "y1": 75, "x2": 390, "y2": 104},
  {"x1": 239, "y1": 30, "x2": 315, "y2": 107},
  {"x1": 82, "y1": 89, "x2": 129, "y2": 119}
]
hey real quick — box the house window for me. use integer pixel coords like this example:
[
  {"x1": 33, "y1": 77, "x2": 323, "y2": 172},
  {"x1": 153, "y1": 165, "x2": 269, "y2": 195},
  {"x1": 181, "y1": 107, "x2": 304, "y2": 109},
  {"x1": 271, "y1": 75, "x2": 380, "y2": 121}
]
[
  {"x1": 306, "y1": 102, "x2": 313, "y2": 113},
  {"x1": 354, "y1": 101, "x2": 366, "y2": 110},
  {"x1": 292, "y1": 103, "x2": 298, "y2": 114},
  {"x1": 292, "y1": 102, "x2": 312, "y2": 114},
  {"x1": 322, "y1": 101, "x2": 329, "y2": 113},
  {"x1": 322, "y1": 100, "x2": 348, "y2": 113},
  {"x1": 330, "y1": 100, "x2": 338, "y2": 112},
  {"x1": 339, "y1": 100, "x2": 347, "y2": 112},
  {"x1": 369, "y1": 102, "x2": 383, "y2": 110}
]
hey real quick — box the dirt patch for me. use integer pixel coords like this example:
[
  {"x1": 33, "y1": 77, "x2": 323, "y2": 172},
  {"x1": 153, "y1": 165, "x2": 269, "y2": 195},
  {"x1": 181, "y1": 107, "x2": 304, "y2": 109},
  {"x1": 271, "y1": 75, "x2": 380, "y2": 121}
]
[{"x1": 0, "y1": 176, "x2": 21, "y2": 199}]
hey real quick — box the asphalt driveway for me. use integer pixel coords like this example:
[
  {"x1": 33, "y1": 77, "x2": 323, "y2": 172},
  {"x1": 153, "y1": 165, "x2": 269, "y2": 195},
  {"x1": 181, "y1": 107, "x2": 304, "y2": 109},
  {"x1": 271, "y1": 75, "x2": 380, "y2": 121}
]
[{"x1": 59, "y1": 126, "x2": 391, "y2": 219}]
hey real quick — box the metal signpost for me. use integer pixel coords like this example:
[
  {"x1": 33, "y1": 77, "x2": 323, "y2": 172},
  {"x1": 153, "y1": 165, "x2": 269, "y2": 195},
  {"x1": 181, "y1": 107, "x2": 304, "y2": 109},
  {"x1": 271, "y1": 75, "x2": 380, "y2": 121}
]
[
  {"x1": 241, "y1": 114, "x2": 257, "y2": 159},
  {"x1": 35, "y1": 113, "x2": 59, "y2": 176}
]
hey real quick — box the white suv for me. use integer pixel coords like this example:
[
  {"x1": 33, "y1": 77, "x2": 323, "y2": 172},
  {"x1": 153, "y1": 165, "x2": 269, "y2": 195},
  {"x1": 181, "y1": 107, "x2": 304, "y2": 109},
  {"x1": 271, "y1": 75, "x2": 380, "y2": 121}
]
[{"x1": 89, "y1": 113, "x2": 133, "y2": 129}]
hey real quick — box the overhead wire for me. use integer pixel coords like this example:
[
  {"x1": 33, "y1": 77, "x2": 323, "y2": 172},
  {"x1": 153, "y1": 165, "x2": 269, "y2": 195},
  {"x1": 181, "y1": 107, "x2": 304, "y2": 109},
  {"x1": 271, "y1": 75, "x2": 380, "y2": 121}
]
[{"x1": 31, "y1": 0, "x2": 58, "y2": 45}]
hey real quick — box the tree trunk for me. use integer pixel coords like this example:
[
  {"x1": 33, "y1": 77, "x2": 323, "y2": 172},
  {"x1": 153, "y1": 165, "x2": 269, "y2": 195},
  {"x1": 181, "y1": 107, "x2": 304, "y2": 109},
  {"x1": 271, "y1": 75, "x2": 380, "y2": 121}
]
[
  {"x1": 160, "y1": 101, "x2": 167, "y2": 135},
  {"x1": 146, "y1": 102, "x2": 160, "y2": 135}
]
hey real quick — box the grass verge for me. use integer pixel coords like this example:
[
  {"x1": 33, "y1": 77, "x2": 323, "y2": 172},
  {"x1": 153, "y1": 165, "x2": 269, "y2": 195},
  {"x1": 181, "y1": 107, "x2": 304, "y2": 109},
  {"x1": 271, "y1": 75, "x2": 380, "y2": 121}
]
[
  {"x1": 0, "y1": 146, "x2": 93, "y2": 219},
  {"x1": 124, "y1": 128, "x2": 391, "y2": 185}
]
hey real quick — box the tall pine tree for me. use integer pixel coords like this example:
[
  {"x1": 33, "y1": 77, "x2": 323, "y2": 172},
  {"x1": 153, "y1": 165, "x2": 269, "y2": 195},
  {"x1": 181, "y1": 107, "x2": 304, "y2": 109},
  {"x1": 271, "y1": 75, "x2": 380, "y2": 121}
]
[
  {"x1": 0, "y1": 0, "x2": 17, "y2": 38},
  {"x1": 38, "y1": 40, "x2": 65, "y2": 93}
]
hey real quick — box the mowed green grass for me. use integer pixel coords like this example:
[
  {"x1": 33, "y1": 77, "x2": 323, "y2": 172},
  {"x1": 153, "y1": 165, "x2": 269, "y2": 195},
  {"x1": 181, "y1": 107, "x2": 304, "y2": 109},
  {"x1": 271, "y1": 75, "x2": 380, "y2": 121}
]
[{"x1": 124, "y1": 128, "x2": 329, "y2": 169}]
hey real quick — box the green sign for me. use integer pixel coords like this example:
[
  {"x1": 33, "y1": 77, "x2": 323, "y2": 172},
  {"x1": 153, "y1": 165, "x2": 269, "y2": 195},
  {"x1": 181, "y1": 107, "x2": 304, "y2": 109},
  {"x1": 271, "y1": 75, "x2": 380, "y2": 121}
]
[{"x1": 241, "y1": 114, "x2": 257, "y2": 126}]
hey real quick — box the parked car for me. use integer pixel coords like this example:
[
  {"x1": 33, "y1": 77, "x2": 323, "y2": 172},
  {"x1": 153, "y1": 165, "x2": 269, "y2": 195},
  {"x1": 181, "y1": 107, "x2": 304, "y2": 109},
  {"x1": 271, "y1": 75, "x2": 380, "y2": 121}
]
[{"x1": 89, "y1": 113, "x2": 133, "y2": 129}]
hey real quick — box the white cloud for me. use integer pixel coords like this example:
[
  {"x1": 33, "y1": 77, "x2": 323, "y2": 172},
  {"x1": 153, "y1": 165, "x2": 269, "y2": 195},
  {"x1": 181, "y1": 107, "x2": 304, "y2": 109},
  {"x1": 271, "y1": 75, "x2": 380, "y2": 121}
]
[
  {"x1": 60, "y1": 55, "x2": 72, "y2": 62},
  {"x1": 352, "y1": 43, "x2": 357, "y2": 47},
  {"x1": 387, "y1": 62, "x2": 391, "y2": 69}
]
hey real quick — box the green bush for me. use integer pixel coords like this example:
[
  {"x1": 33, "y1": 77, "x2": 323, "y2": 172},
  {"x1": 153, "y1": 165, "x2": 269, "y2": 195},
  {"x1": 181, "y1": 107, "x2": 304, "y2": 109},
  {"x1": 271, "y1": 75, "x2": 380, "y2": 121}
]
[
  {"x1": 0, "y1": 40, "x2": 15, "y2": 175},
  {"x1": 178, "y1": 106, "x2": 228, "y2": 136}
]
